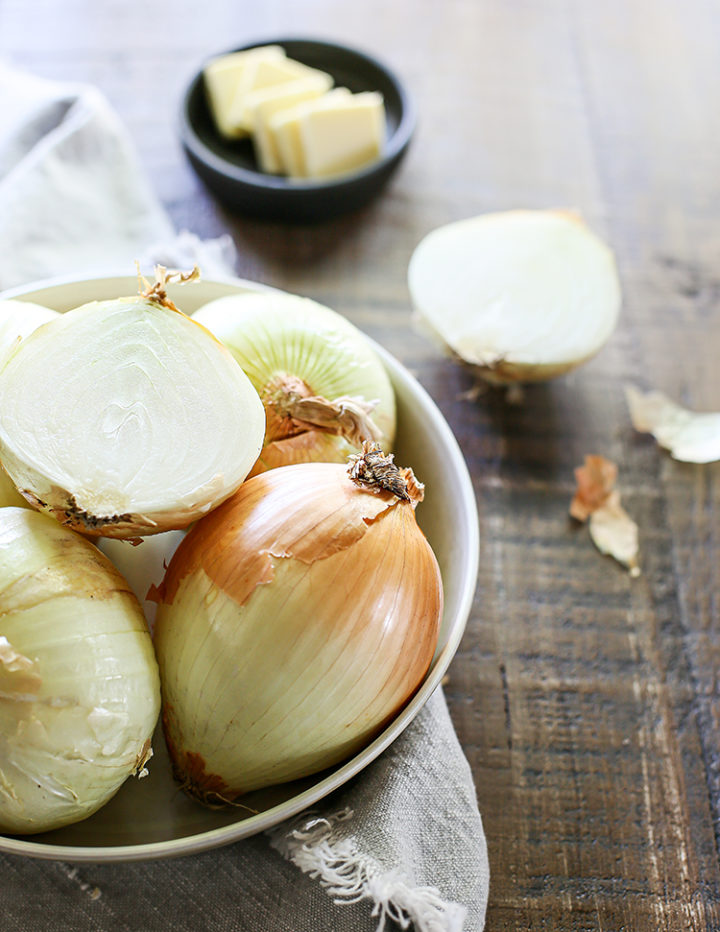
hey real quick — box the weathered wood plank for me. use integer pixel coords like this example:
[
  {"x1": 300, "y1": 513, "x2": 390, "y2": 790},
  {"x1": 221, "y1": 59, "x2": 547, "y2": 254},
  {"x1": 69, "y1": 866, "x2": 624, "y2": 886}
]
[{"x1": 2, "y1": 0, "x2": 719, "y2": 928}]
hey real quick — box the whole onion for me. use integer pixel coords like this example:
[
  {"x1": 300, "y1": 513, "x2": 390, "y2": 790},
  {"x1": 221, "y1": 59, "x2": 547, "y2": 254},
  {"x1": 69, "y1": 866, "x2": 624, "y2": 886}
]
[
  {"x1": 153, "y1": 444, "x2": 442, "y2": 804},
  {"x1": 192, "y1": 291, "x2": 396, "y2": 474},
  {"x1": 0, "y1": 508, "x2": 160, "y2": 834}
]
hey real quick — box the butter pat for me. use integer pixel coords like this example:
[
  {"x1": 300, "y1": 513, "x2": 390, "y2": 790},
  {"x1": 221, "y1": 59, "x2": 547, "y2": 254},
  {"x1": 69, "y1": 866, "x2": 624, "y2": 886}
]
[
  {"x1": 251, "y1": 75, "x2": 334, "y2": 173},
  {"x1": 203, "y1": 45, "x2": 387, "y2": 181},
  {"x1": 228, "y1": 58, "x2": 333, "y2": 136},
  {"x1": 296, "y1": 91, "x2": 386, "y2": 179},
  {"x1": 271, "y1": 88, "x2": 352, "y2": 177},
  {"x1": 204, "y1": 46, "x2": 286, "y2": 139}
]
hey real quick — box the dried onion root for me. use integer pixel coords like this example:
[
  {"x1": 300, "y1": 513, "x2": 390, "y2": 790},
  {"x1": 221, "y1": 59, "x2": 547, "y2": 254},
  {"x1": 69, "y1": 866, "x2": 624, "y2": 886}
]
[{"x1": 408, "y1": 209, "x2": 621, "y2": 384}]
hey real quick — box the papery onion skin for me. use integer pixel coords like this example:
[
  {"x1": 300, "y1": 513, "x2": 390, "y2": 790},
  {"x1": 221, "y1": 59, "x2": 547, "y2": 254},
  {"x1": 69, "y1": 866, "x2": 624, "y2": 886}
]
[
  {"x1": 0, "y1": 508, "x2": 160, "y2": 835},
  {"x1": 153, "y1": 455, "x2": 442, "y2": 803},
  {"x1": 191, "y1": 292, "x2": 396, "y2": 474},
  {"x1": 0, "y1": 295, "x2": 266, "y2": 538}
]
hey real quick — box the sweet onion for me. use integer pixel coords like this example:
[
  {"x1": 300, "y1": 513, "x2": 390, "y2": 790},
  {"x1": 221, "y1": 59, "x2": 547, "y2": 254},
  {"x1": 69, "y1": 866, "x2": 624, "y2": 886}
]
[
  {"x1": 191, "y1": 291, "x2": 396, "y2": 474},
  {"x1": 0, "y1": 299, "x2": 59, "y2": 365},
  {"x1": 0, "y1": 271, "x2": 265, "y2": 538},
  {"x1": 0, "y1": 300, "x2": 61, "y2": 509},
  {"x1": 0, "y1": 508, "x2": 160, "y2": 834},
  {"x1": 408, "y1": 209, "x2": 621, "y2": 383},
  {"x1": 153, "y1": 444, "x2": 442, "y2": 803}
]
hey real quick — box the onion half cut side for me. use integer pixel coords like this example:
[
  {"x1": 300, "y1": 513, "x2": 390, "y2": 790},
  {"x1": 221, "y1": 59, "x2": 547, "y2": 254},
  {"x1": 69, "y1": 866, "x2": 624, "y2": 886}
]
[
  {"x1": 0, "y1": 295, "x2": 266, "y2": 538},
  {"x1": 408, "y1": 209, "x2": 622, "y2": 384}
]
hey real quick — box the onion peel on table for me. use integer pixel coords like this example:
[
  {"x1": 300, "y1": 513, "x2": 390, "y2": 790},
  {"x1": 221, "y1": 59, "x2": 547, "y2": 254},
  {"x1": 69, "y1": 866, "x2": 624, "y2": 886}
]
[
  {"x1": 625, "y1": 384, "x2": 720, "y2": 464},
  {"x1": 570, "y1": 454, "x2": 640, "y2": 577}
]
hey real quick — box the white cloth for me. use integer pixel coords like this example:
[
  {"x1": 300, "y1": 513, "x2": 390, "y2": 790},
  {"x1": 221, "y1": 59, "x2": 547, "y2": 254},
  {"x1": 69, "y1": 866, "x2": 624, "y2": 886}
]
[{"x1": 0, "y1": 62, "x2": 489, "y2": 931}]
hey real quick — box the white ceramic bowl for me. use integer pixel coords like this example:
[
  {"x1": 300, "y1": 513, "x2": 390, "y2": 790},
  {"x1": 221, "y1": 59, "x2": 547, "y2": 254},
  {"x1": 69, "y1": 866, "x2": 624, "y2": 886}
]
[{"x1": 0, "y1": 274, "x2": 478, "y2": 861}]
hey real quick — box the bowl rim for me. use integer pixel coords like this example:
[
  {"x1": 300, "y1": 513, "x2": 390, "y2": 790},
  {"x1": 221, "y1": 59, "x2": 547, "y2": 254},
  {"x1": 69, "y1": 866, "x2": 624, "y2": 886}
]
[
  {"x1": 179, "y1": 35, "x2": 417, "y2": 193},
  {"x1": 0, "y1": 272, "x2": 478, "y2": 862}
]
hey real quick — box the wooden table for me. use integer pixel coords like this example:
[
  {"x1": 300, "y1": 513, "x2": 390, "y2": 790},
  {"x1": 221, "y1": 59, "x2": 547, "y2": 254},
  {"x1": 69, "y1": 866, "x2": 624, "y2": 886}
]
[{"x1": 3, "y1": 1, "x2": 719, "y2": 928}]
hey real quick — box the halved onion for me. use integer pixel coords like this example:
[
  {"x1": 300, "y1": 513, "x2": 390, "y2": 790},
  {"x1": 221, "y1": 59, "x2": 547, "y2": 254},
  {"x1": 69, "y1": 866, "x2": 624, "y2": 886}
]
[
  {"x1": 153, "y1": 445, "x2": 442, "y2": 802},
  {"x1": 191, "y1": 291, "x2": 396, "y2": 474},
  {"x1": 0, "y1": 289, "x2": 266, "y2": 537},
  {"x1": 0, "y1": 507, "x2": 160, "y2": 834},
  {"x1": 0, "y1": 467, "x2": 27, "y2": 510},
  {"x1": 408, "y1": 209, "x2": 621, "y2": 383}
]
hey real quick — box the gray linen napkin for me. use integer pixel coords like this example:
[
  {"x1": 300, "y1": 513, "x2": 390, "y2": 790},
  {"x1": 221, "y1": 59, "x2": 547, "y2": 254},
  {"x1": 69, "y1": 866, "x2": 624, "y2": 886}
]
[{"x1": 0, "y1": 63, "x2": 489, "y2": 931}]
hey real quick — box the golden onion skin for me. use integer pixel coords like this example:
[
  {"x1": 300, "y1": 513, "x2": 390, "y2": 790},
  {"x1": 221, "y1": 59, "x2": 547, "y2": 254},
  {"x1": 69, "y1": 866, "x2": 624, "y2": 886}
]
[{"x1": 153, "y1": 461, "x2": 442, "y2": 804}]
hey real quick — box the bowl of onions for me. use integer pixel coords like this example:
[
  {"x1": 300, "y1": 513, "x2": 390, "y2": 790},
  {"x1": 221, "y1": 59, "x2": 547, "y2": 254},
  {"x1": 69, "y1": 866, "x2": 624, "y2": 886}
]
[{"x1": 0, "y1": 273, "x2": 478, "y2": 861}]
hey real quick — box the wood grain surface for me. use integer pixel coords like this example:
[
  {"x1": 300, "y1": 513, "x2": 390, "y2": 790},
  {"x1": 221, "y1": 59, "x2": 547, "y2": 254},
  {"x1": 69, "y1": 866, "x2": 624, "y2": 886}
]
[{"x1": 2, "y1": 0, "x2": 719, "y2": 928}]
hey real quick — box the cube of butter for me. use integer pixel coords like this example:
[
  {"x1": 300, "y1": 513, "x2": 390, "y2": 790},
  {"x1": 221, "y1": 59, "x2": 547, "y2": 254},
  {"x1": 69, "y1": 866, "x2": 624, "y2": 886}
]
[
  {"x1": 297, "y1": 92, "x2": 386, "y2": 179},
  {"x1": 203, "y1": 45, "x2": 286, "y2": 139},
  {"x1": 250, "y1": 75, "x2": 334, "y2": 174},
  {"x1": 270, "y1": 88, "x2": 353, "y2": 177},
  {"x1": 228, "y1": 58, "x2": 333, "y2": 137}
]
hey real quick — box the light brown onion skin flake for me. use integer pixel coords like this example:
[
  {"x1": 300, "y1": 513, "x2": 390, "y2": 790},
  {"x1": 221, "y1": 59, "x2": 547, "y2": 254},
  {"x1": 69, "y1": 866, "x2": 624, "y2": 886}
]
[{"x1": 153, "y1": 461, "x2": 443, "y2": 806}]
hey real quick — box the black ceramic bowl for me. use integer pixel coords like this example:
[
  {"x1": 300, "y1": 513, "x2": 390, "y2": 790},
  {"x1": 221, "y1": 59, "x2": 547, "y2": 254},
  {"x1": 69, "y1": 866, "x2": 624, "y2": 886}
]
[{"x1": 179, "y1": 38, "x2": 416, "y2": 223}]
